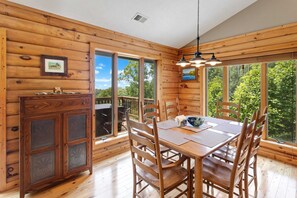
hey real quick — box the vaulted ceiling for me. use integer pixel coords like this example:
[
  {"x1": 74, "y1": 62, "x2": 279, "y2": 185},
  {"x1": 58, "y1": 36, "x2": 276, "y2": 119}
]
[{"x1": 9, "y1": 0, "x2": 257, "y2": 48}]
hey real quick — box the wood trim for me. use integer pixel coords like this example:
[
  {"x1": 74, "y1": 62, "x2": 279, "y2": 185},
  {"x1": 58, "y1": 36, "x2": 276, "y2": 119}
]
[
  {"x1": 261, "y1": 63, "x2": 268, "y2": 140},
  {"x1": 156, "y1": 60, "x2": 164, "y2": 120},
  {"x1": 89, "y1": 43, "x2": 96, "y2": 150},
  {"x1": 113, "y1": 53, "x2": 118, "y2": 136},
  {"x1": 139, "y1": 58, "x2": 144, "y2": 121},
  {"x1": 199, "y1": 67, "x2": 205, "y2": 116},
  {"x1": 0, "y1": 28, "x2": 7, "y2": 192},
  {"x1": 223, "y1": 66, "x2": 229, "y2": 102}
]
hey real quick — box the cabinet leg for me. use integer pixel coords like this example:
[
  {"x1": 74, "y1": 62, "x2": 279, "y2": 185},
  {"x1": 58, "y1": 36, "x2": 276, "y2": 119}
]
[{"x1": 89, "y1": 167, "x2": 93, "y2": 175}]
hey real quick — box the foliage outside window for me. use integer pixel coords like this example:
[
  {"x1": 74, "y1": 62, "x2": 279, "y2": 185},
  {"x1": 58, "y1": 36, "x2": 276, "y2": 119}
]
[
  {"x1": 144, "y1": 61, "x2": 156, "y2": 103},
  {"x1": 267, "y1": 60, "x2": 296, "y2": 143},
  {"x1": 207, "y1": 60, "x2": 297, "y2": 144},
  {"x1": 207, "y1": 67, "x2": 223, "y2": 117},
  {"x1": 229, "y1": 64, "x2": 261, "y2": 122}
]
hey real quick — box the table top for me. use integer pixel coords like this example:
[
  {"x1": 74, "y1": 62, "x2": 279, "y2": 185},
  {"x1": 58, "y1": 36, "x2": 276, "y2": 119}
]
[
  {"x1": 95, "y1": 104, "x2": 124, "y2": 110},
  {"x1": 157, "y1": 117, "x2": 242, "y2": 159}
]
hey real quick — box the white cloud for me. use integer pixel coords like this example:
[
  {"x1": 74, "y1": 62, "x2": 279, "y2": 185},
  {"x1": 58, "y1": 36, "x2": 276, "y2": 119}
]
[
  {"x1": 96, "y1": 66, "x2": 103, "y2": 70},
  {"x1": 95, "y1": 78, "x2": 111, "y2": 82},
  {"x1": 104, "y1": 84, "x2": 108, "y2": 87},
  {"x1": 95, "y1": 70, "x2": 99, "y2": 74},
  {"x1": 118, "y1": 70, "x2": 124, "y2": 75},
  {"x1": 110, "y1": 70, "x2": 112, "y2": 75}
]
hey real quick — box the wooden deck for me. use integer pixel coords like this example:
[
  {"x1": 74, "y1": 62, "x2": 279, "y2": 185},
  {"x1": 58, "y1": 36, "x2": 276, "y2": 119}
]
[{"x1": 0, "y1": 152, "x2": 296, "y2": 198}]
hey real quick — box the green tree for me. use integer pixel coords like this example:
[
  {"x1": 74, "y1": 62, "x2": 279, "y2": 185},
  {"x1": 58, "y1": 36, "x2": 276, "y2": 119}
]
[
  {"x1": 232, "y1": 64, "x2": 261, "y2": 121},
  {"x1": 267, "y1": 60, "x2": 296, "y2": 142},
  {"x1": 207, "y1": 67, "x2": 223, "y2": 116}
]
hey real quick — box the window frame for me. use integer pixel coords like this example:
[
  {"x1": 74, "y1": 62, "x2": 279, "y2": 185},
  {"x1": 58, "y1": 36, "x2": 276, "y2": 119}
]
[
  {"x1": 205, "y1": 57, "x2": 297, "y2": 146},
  {"x1": 91, "y1": 47, "x2": 158, "y2": 142}
]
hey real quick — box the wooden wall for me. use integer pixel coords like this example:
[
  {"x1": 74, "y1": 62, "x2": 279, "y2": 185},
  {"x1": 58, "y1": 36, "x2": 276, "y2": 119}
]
[
  {"x1": 179, "y1": 22, "x2": 297, "y2": 165},
  {"x1": 0, "y1": 1, "x2": 179, "y2": 191}
]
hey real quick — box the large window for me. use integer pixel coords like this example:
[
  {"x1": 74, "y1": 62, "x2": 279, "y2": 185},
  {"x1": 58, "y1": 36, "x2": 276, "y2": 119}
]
[
  {"x1": 118, "y1": 57, "x2": 139, "y2": 123},
  {"x1": 267, "y1": 60, "x2": 296, "y2": 143},
  {"x1": 144, "y1": 60, "x2": 156, "y2": 104},
  {"x1": 94, "y1": 52, "x2": 114, "y2": 137},
  {"x1": 94, "y1": 52, "x2": 157, "y2": 138},
  {"x1": 206, "y1": 59, "x2": 297, "y2": 145},
  {"x1": 228, "y1": 64, "x2": 261, "y2": 121},
  {"x1": 207, "y1": 67, "x2": 223, "y2": 117}
]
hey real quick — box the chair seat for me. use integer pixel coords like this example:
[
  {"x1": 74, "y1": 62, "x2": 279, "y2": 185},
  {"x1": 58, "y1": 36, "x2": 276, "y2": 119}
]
[
  {"x1": 137, "y1": 158, "x2": 188, "y2": 190},
  {"x1": 160, "y1": 145, "x2": 171, "y2": 153},
  {"x1": 203, "y1": 156, "x2": 240, "y2": 189}
]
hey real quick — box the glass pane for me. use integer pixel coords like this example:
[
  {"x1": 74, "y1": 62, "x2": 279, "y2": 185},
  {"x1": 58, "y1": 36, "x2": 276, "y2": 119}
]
[
  {"x1": 31, "y1": 119, "x2": 55, "y2": 150},
  {"x1": 268, "y1": 60, "x2": 296, "y2": 143},
  {"x1": 118, "y1": 57, "x2": 139, "y2": 132},
  {"x1": 30, "y1": 150, "x2": 55, "y2": 184},
  {"x1": 207, "y1": 67, "x2": 223, "y2": 117},
  {"x1": 68, "y1": 142, "x2": 87, "y2": 170},
  {"x1": 94, "y1": 52, "x2": 113, "y2": 137},
  {"x1": 228, "y1": 64, "x2": 261, "y2": 121},
  {"x1": 68, "y1": 114, "x2": 86, "y2": 141},
  {"x1": 144, "y1": 60, "x2": 156, "y2": 105}
]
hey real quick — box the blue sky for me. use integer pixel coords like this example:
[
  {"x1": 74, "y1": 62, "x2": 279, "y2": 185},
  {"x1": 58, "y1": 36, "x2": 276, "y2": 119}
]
[{"x1": 95, "y1": 55, "x2": 133, "y2": 89}]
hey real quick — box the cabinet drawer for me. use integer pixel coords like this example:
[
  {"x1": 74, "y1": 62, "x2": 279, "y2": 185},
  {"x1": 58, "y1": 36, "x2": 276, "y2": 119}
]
[{"x1": 21, "y1": 95, "x2": 91, "y2": 115}]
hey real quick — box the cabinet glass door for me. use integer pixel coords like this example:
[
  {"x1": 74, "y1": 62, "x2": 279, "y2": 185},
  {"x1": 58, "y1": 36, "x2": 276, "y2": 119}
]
[
  {"x1": 24, "y1": 114, "x2": 61, "y2": 186},
  {"x1": 63, "y1": 110, "x2": 91, "y2": 175}
]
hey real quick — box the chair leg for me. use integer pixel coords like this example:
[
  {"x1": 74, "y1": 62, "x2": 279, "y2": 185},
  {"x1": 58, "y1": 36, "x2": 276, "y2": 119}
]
[
  {"x1": 253, "y1": 156, "x2": 258, "y2": 197},
  {"x1": 187, "y1": 159, "x2": 191, "y2": 198},
  {"x1": 133, "y1": 174, "x2": 137, "y2": 198},
  {"x1": 239, "y1": 178, "x2": 243, "y2": 198},
  {"x1": 244, "y1": 169, "x2": 249, "y2": 198}
]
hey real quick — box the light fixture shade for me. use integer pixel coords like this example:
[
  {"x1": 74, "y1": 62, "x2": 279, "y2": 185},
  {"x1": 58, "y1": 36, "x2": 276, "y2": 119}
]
[
  {"x1": 176, "y1": 56, "x2": 191, "y2": 67},
  {"x1": 189, "y1": 54, "x2": 206, "y2": 64},
  {"x1": 206, "y1": 55, "x2": 222, "y2": 66}
]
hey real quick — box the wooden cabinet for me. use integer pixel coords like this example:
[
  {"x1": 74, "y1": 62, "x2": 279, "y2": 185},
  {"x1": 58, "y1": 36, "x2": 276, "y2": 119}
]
[{"x1": 19, "y1": 94, "x2": 92, "y2": 198}]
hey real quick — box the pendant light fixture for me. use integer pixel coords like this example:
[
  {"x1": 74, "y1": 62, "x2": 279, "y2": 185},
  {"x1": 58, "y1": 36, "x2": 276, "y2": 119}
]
[{"x1": 176, "y1": 0, "x2": 222, "y2": 67}]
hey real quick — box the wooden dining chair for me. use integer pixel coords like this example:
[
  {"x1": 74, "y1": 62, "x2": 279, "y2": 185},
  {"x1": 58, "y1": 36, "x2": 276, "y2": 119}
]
[
  {"x1": 140, "y1": 101, "x2": 180, "y2": 162},
  {"x1": 164, "y1": 98, "x2": 180, "y2": 120},
  {"x1": 140, "y1": 100, "x2": 161, "y2": 124},
  {"x1": 126, "y1": 111, "x2": 191, "y2": 198},
  {"x1": 201, "y1": 117, "x2": 255, "y2": 198},
  {"x1": 216, "y1": 101, "x2": 241, "y2": 122},
  {"x1": 212, "y1": 107, "x2": 268, "y2": 198}
]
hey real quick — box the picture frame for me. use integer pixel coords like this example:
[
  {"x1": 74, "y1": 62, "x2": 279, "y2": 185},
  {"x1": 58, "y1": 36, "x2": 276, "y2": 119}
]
[
  {"x1": 41, "y1": 55, "x2": 68, "y2": 76},
  {"x1": 181, "y1": 67, "x2": 197, "y2": 81}
]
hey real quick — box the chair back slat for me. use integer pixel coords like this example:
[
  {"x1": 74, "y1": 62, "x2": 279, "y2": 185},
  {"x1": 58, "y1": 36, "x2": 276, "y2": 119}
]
[
  {"x1": 216, "y1": 101, "x2": 240, "y2": 122},
  {"x1": 164, "y1": 98, "x2": 180, "y2": 120},
  {"x1": 130, "y1": 132, "x2": 155, "y2": 151},
  {"x1": 250, "y1": 107, "x2": 268, "y2": 157},
  {"x1": 131, "y1": 146, "x2": 157, "y2": 164},
  {"x1": 126, "y1": 110, "x2": 163, "y2": 185},
  {"x1": 231, "y1": 118, "x2": 254, "y2": 185},
  {"x1": 133, "y1": 158, "x2": 159, "y2": 178},
  {"x1": 141, "y1": 101, "x2": 161, "y2": 124}
]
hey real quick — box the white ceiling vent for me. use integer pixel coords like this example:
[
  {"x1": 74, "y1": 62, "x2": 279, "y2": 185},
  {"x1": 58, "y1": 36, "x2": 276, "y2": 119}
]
[{"x1": 132, "y1": 13, "x2": 148, "y2": 23}]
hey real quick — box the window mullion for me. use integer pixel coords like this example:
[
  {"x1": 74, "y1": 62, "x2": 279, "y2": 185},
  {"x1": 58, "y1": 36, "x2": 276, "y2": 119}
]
[{"x1": 113, "y1": 53, "x2": 119, "y2": 136}]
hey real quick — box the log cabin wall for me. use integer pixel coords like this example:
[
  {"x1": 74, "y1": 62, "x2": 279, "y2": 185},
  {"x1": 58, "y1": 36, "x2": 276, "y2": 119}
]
[
  {"x1": 179, "y1": 22, "x2": 297, "y2": 165},
  {"x1": 0, "y1": 1, "x2": 179, "y2": 191}
]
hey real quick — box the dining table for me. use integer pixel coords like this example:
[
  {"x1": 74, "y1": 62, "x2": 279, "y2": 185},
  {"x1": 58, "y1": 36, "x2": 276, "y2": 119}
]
[{"x1": 155, "y1": 116, "x2": 243, "y2": 198}]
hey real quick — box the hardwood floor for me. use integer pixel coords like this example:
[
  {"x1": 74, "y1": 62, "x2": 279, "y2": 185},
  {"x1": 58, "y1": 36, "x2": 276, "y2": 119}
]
[{"x1": 0, "y1": 152, "x2": 296, "y2": 198}]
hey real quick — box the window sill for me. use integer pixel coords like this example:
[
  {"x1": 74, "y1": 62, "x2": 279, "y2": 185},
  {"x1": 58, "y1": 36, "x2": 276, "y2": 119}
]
[
  {"x1": 260, "y1": 139, "x2": 297, "y2": 156},
  {"x1": 94, "y1": 132, "x2": 129, "y2": 150}
]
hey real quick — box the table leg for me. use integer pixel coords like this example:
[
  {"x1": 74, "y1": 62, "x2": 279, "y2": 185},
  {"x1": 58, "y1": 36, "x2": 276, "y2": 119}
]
[{"x1": 195, "y1": 157, "x2": 203, "y2": 198}]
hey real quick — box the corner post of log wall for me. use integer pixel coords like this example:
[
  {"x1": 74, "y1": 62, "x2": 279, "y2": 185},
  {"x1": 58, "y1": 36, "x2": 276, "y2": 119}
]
[{"x1": 0, "y1": 28, "x2": 7, "y2": 192}]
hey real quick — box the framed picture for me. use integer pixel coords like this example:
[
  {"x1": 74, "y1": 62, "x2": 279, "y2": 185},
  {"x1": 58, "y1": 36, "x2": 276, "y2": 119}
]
[
  {"x1": 41, "y1": 55, "x2": 68, "y2": 76},
  {"x1": 181, "y1": 67, "x2": 197, "y2": 81}
]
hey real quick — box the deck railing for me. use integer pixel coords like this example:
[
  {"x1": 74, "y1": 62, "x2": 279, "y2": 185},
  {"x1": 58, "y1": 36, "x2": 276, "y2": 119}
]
[{"x1": 95, "y1": 96, "x2": 154, "y2": 118}]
